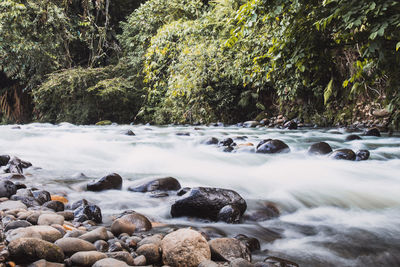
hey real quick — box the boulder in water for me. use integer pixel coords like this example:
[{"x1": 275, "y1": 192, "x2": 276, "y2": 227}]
[
  {"x1": 202, "y1": 137, "x2": 219, "y2": 145},
  {"x1": 356, "y1": 150, "x2": 370, "y2": 161},
  {"x1": 71, "y1": 199, "x2": 102, "y2": 223},
  {"x1": 345, "y1": 134, "x2": 362, "y2": 141},
  {"x1": 0, "y1": 180, "x2": 17, "y2": 198},
  {"x1": 283, "y1": 120, "x2": 298, "y2": 130},
  {"x1": 128, "y1": 177, "x2": 181, "y2": 192},
  {"x1": 256, "y1": 139, "x2": 290, "y2": 154},
  {"x1": 365, "y1": 127, "x2": 381, "y2": 137},
  {"x1": 171, "y1": 187, "x2": 247, "y2": 222},
  {"x1": 329, "y1": 149, "x2": 356, "y2": 161},
  {"x1": 87, "y1": 173, "x2": 122, "y2": 191},
  {"x1": 307, "y1": 142, "x2": 332, "y2": 155}
]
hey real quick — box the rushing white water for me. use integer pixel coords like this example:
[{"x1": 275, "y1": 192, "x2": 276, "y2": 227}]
[{"x1": 1, "y1": 123, "x2": 400, "y2": 266}]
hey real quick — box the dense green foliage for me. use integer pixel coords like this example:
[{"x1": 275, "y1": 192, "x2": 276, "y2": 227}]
[{"x1": 1, "y1": 0, "x2": 399, "y2": 126}]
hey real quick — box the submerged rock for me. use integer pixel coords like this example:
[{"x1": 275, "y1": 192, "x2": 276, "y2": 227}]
[
  {"x1": 87, "y1": 173, "x2": 122, "y2": 191},
  {"x1": 202, "y1": 137, "x2": 219, "y2": 145},
  {"x1": 329, "y1": 149, "x2": 356, "y2": 161},
  {"x1": 345, "y1": 134, "x2": 362, "y2": 141},
  {"x1": 171, "y1": 187, "x2": 247, "y2": 222},
  {"x1": 356, "y1": 149, "x2": 370, "y2": 161},
  {"x1": 307, "y1": 142, "x2": 333, "y2": 155},
  {"x1": 122, "y1": 129, "x2": 135, "y2": 136},
  {"x1": 128, "y1": 177, "x2": 181, "y2": 192},
  {"x1": 219, "y1": 138, "x2": 234, "y2": 147},
  {"x1": 161, "y1": 228, "x2": 211, "y2": 267},
  {"x1": 256, "y1": 139, "x2": 290, "y2": 154},
  {"x1": 0, "y1": 155, "x2": 10, "y2": 166},
  {"x1": 263, "y1": 256, "x2": 299, "y2": 267}
]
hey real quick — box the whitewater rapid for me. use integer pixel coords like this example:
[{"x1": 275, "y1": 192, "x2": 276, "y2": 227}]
[{"x1": 1, "y1": 123, "x2": 399, "y2": 266}]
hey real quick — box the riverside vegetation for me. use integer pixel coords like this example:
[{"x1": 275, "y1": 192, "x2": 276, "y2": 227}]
[{"x1": 0, "y1": 0, "x2": 399, "y2": 127}]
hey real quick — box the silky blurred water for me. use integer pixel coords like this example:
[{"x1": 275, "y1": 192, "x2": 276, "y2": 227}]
[{"x1": 1, "y1": 123, "x2": 399, "y2": 266}]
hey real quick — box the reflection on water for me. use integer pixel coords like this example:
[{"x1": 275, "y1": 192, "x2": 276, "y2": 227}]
[{"x1": 1, "y1": 123, "x2": 400, "y2": 266}]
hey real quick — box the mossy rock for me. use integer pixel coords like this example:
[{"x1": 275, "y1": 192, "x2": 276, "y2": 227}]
[{"x1": 95, "y1": 120, "x2": 112, "y2": 126}]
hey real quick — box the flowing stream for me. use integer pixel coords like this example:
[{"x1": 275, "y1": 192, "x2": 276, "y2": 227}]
[{"x1": 1, "y1": 123, "x2": 400, "y2": 266}]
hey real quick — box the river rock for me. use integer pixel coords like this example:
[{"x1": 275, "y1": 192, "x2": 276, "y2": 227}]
[
  {"x1": 307, "y1": 142, "x2": 332, "y2": 155},
  {"x1": 4, "y1": 156, "x2": 32, "y2": 174},
  {"x1": 7, "y1": 225, "x2": 63, "y2": 242},
  {"x1": 171, "y1": 187, "x2": 247, "y2": 222},
  {"x1": 32, "y1": 190, "x2": 52, "y2": 205},
  {"x1": 283, "y1": 120, "x2": 297, "y2": 130},
  {"x1": 92, "y1": 258, "x2": 129, "y2": 267},
  {"x1": 122, "y1": 129, "x2": 135, "y2": 136},
  {"x1": 0, "y1": 154, "x2": 10, "y2": 166},
  {"x1": 263, "y1": 256, "x2": 299, "y2": 267},
  {"x1": 10, "y1": 195, "x2": 40, "y2": 207},
  {"x1": 217, "y1": 204, "x2": 242, "y2": 223},
  {"x1": 94, "y1": 239, "x2": 108, "y2": 252},
  {"x1": 365, "y1": 127, "x2": 381, "y2": 137},
  {"x1": 230, "y1": 258, "x2": 254, "y2": 267},
  {"x1": 256, "y1": 139, "x2": 290, "y2": 154},
  {"x1": 43, "y1": 200, "x2": 65, "y2": 212},
  {"x1": 38, "y1": 214, "x2": 64, "y2": 226},
  {"x1": 27, "y1": 259, "x2": 65, "y2": 267},
  {"x1": 79, "y1": 227, "x2": 109, "y2": 243},
  {"x1": 136, "y1": 243, "x2": 161, "y2": 264},
  {"x1": 106, "y1": 251, "x2": 135, "y2": 265},
  {"x1": 73, "y1": 200, "x2": 102, "y2": 223},
  {"x1": 87, "y1": 173, "x2": 122, "y2": 191},
  {"x1": 4, "y1": 219, "x2": 32, "y2": 232},
  {"x1": 55, "y1": 237, "x2": 96, "y2": 256},
  {"x1": 0, "y1": 200, "x2": 27, "y2": 210},
  {"x1": 345, "y1": 134, "x2": 362, "y2": 141},
  {"x1": 111, "y1": 212, "x2": 152, "y2": 235},
  {"x1": 356, "y1": 150, "x2": 370, "y2": 161},
  {"x1": 8, "y1": 238, "x2": 64, "y2": 264},
  {"x1": 219, "y1": 138, "x2": 233, "y2": 147},
  {"x1": 161, "y1": 228, "x2": 211, "y2": 267},
  {"x1": 199, "y1": 260, "x2": 219, "y2": 267},
  {"x1": 57, "y1": 211, "x2": 74, "y2": 221},
  {"x1": 69, "y1": 251, "x2": 107, "y2": 266},
  {"x1": 203, "y1": 137, "x2": 219, "y2": 145},
  {"x1": 329, "y1": 149, "x2": 356, "y2": 161},
  {"x1": 138, "y1": 234, "x2": 163, "y2": 247},
  {"x1": 0, "y1": 180, "x2": 17, "y2": 198},
  {"x1": 128, "y1": 177, "x2": 181, "y2": 192},
  {"x1": 235, "y1": 234, "x2": 260, "y2": 252},
  {"x1": 209, "y1": 238, "x2": 251, "y2": 262},
  {"x1": 133, "y1": 255, "x2": 147, "y2": 265}
]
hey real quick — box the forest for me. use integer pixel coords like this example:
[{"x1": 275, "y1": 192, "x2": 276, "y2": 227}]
[{"x1": 1, "y1": 0, "x2": 399, "y2": 127}]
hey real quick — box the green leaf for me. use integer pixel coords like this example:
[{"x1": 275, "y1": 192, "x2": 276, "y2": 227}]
[
  {"x1": 396, "y1": 42, "x2": 400, "y2": 51},
  {"x1": 324, "y1": 79, "x2": 333, "y2": 105}
]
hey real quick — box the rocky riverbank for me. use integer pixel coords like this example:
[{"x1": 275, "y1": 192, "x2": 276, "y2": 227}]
[{"x1": 0, "y1": 165, "x2": 297, "y2": 267}]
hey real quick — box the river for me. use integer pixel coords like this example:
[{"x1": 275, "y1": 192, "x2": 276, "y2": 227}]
[{"x1": 1, "y1": 123, "x2": 399, "y2": 266}]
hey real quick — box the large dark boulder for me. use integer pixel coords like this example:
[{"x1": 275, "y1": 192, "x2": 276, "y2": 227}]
[
  {"x1": 32, "y1": 190, "x2": 52, "y2": 205},
  {"x1": 219, "y1": 138, "x2": 233, "y2": 147},
  {"x1": 0, "y1": 180, "x2": 17, "y2": 198},
  {"x1": 171, "y1": 187, "x2": 247, "y2": 222},
  {"x1": 256, "y1": 139, "x2": 290, "y2": 154},
  {"x1": 365, "y1": 127, "x2": 381, "y2": 137},
  {"x1": 307, "y1": 142, "x2": 332, "y2": 155},
  {"x1": 128, "y1": 177, "x2": 181, "y2": 193},
  {"x1": 87, "y1": 173, "x2": 122, "y2": 191},
  {"x1": 329, "y1": 149, "x2": 356, "y2": 161}
]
